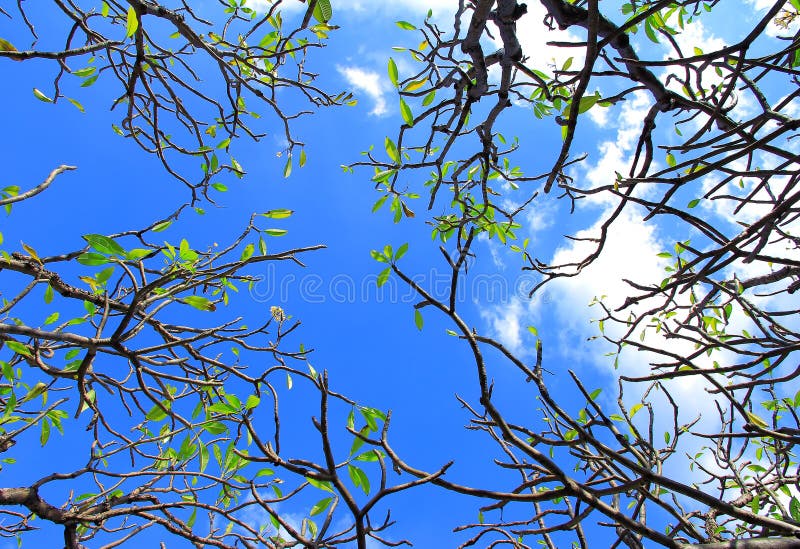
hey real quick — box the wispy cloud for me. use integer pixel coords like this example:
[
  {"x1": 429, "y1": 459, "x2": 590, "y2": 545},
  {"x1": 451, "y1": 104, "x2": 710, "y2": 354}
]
[
  {"x1": 249, "y1": 0, "x2": 456, "y2": 21},
  {"x1": 480, "y1": 297, "x2": 524, "y2": 353},
  {"x1": 337, "y1": 65, "x2": 389, "y2": 116}
]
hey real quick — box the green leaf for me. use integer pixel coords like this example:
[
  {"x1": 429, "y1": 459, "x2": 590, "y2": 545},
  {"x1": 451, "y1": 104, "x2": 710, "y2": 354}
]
[
  {"x1": 283, "y1": 156, "x2": 292, "y2": 178},
  {"x1": 125, "y1": 248, "x2": 151, "y2": 261},
  {"x1": 5, "y1": 341, "x2": 31, "y2": 357},
  {"x1": 306, "y1": 477, "x2": 334, "y2": 493},
  {"x1": 203, "y1": 421, "x2": 228, "y2": 435},
  {"x1": 198, "y1": 441, "x2": 209, "y2": 472},
  {"x1": 388, "y1": 58, "x2": 399, "y2": 88},
  {"x1": 240, "y1": 243, "x2": 255, "y2": 261},
  {"x1": 347, "y1": 465, "x2": 370, "y2": 494},
  {"x1": 644, "y1": 19, "x2": 659, "y2": 43},
  {"x1": 44, "y1": 284, "x2": 54, "y2": 304},
  {"x1": 384, "y1": 137, "x2": 400, "y2": 164},
  {"x1": 577, "y1": 94, "x2": 599, "y2": 114},
  {"x1": 0, "y1": 38, "x2": 16, "y2": 53},
  {"x1": 83, "y1": 234, "x2": 126, "y2": 256},
  {"x1": 394, "y1": 243, "x2": 409, "y2": 260},
  {"x1": 244, "y1": 395, "x2": 260, "y2": 410},
  {"x1": 211, "y1": 182, "x2": 228, "y2": 192},
  {"x1": 790, "y1": 497, "x2": 800, "y2": 522},
  {"x1": 179, "y1": 239, "x2": 198, "y2": 262},
  {"x1": 126, "y1": 6, "x2": 139, "y2": 38},
  {"x1": 666, "y1": 153, "x2": 676, "y2": 167},
  {"x1": 77, "y1": 253, "x2": 109, "y2": 266},
  {"x1": 371, "y1": 250, "x2": 387, "y2": 263},
  {"x1": 396, "y1": 20, "x2": 416, "y2": 30},
  {"x1": 687, "y1": 199, "x2": 700, "y2": 208},
  {"x1": 264, "y1": 229, "x2": 288, "y2": 237},
  {"x1": 414, "y1": 309, "x2": 423, "y2": 331},
  {"x1": 43, "y1": 312, "x2": 60, "y2": 326},
  {"x1": 422, "y1": 90, "x2": 436, "y2": 106},
  {"x1": 312, "y1": 0, "x2": 333, "y2": 23},
  {"x1": 40, "y1": 419, "x2": 50, "y2": 446},
  {"x1": 399, "y1": 99, "x2": 414, "y2": 126},
  {"x1": 372, "y1": 195, "x2": 388, "y2": 213},
  {"x1": 182, "y1": 296, "x2": 216, "y2": 312},
  {"x1": 67, "y1": 97, "x2": 85, "y2": 112},
  {"x1": 80, "y1": 75, "x2": 99, "y2": 87},
  {"x1": 355, "y1": 449, "x2": 383, "y2": 462},
  {"x1": 72, "y1": 67, "x2": 95, "y2": 78},
  {"x1": 152, "y1": 220, "x2": 172, "y2": 232},
  {"x1": 403, "y1": 78, "x2": 427, "y2": 92},
  {"x1": 745, "y1": 411, "x2": 768, "y2": 429},
  {"x1": 261, "y1": 209, "x2": 293, "y2": 219},
  {"x1": 377, "y1": 267, "x2": 390, "y2": 287},
  {"x1": 33, "y1": 88, "x2": 53, "y2": 103},
  {"x1": 310, "y1": 497, "x2": 333, "y2": 516},
  {"x1": 146, "y1": 403, "x2": 168, "y2": 422},
  {"x1": 208, "y1": 402, "x2": 238, "y2": 415}
]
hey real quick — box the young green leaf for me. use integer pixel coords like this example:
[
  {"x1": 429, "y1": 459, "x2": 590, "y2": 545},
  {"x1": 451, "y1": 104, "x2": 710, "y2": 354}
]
[
  {"x1": 33, "y1": 88, "x2": 53, "y2": 103},
  {"x1": 312, "y1": 0, "x2": 333, "y2": 23},
  {"x1": 399, "y1": 98, "x2": 414, "y2": 126},
  {"x1": 283, "y1": 156, "x2": 292, "y2": 178},
  {"x1": 126, "y1": 6, "x2": 139, "y2": 37},
  {"x1": 310, "y1": 497, "x2": 333, "y2": 516},
  {"x1": 384, "y1": 137, "x2": 400, "y2": 164},
  {"x1": 388, "y1": 58, "x2": 399, "y2": 88},
  {"x1": 83, "y1": 234, "x2": 126, "y2": 256},
  {"x1": 182, "y1": 296, "x2": 216, "y2": 312}
]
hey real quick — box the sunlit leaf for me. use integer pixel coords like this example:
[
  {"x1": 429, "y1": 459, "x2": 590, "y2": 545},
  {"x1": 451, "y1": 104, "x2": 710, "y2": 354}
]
[
  {"x1": 310, "y1": 497, "x2": 332, "y2": 516},
  {"x1": 33, "y1": 88, "x2": 53, "y2": 103},
  {"x1": 312, "y1": 0, "x2": 333, "y2": 23},
  {"x1": 126, "y1": 6, "x2": 139, "y2": 37},
  {"x1": 182, "y1": 296, "x2": 216, "y2": 311},
  {"x1": 388, "y1": 58, "x2": 399, "y2": 88},
  {"x1": 399, "y1": 99, "x2": 414, "y2": 126}
]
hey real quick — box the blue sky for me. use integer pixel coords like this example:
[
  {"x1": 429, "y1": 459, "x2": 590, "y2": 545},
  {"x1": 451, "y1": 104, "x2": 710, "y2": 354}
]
[{"x1": 1, "y1": 0, "x2": 799, "y2": 546}]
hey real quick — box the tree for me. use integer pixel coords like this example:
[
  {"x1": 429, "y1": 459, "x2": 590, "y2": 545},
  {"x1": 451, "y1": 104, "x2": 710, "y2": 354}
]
[{"x1": 0, "y1": 0, "x2": 799, "y2": 548}]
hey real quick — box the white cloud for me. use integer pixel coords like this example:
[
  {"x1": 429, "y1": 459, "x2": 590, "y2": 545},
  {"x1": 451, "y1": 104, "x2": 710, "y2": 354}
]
[
  {"x1": 489, "y1": 3, "x2": 584, "y2": 78},
  {"x1": 744, "y1": 0, "x2": 799, "y2": 37},
  {"x1": 576, "y1": 90, "x2": 654, "y2": 204},
  {"x1": 660, "y1": 19, "x2": 756, "y2": 120},
  {"x1": 586, "y1": 101, "x2": 610, "y2": 127},
  {"x1": 544, "y1": 206, "x2": 667, "y2": 321},
  {"x1": 480, "y1": 297, "x2": 524, "y2": 353},
  {"x1": 523, "y1": 195, "x2": 557, "y2": 239},
  {"x1": 249, "y1": 0, "x2": 455, "y2": 21},
  {"x1": 336, "y1": 65, "x2": 389, "y2": 116}
]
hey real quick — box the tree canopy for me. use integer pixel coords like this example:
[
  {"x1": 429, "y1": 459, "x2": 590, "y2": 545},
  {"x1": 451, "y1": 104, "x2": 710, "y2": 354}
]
[{"x1": 0, "y1": 0, "x2": 799, "y2": 548}]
